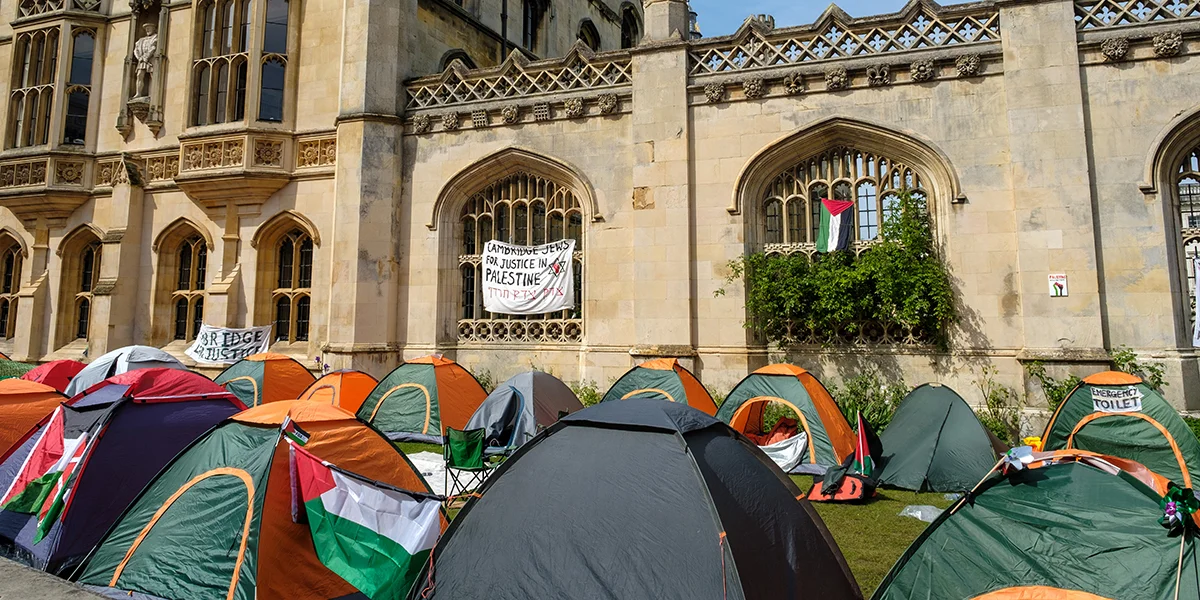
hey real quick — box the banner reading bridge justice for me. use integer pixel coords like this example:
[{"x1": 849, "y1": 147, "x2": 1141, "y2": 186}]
[{"x1": 482, "y1": 239, "x2": 575, "y2": 315}]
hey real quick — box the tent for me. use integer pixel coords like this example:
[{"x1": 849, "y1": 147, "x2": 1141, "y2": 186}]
[
  {"x1": 1041, "y1": 371, "x2": 1200, "y2": 488},
  {"x1": 298, "y1": 370, "x2": 378, "y2": 413},
  {"x1": 0, "y1": 379, "x2": 64, "y2": 459},
  {"x1": 717, "y1": 364, "x2": 855, "y2": 474},
  {"x1": 410, "y1": 399, "x2": 861, "y2": 599},
  {"x1": 20, "y1": 360, "x2": 86, "y2": 394},
  {"x1": 0, "y1": 360, "x2": 36, "y2": 381},
  {"x1": 79, "y1": 401, "x2": 445, "y2": 600},
  {"x1": 358, "y1": 356, "x2": 488, "y2": 443},
  {"x1": 465, "y1": 371, "x2": 582, "y2": 450},
  {"x1": 64, "y1": 346, "x2": 187, "y2": 397},
  {"x1": 875, "y1": 384, "x2": 1004, "y2": 492},
  {"x1": 600, "y1": 358, "x2": 717, "y2": 415},
  {"x1": 873, "y1": 450, "x2": 1200, "y2": 600},
  {"x1": 0, "y1": 369, "x2": 242, "y2": 575},
  {"x1": 214, "y1": 353, "x2": 315, "y2": 407}
]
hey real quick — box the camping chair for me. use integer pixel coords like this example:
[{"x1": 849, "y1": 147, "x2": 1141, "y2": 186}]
[{"x1": 444, "y1": 426, "x2": 493, "y2": 504}]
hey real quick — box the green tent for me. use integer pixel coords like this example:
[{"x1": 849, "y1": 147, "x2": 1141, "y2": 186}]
[
  {"x1": 357, "y1": 355, "x2": 488, "y2": 443},
  {"x1": 1041, "y1": 371, "x2": 1200, "y2": 489},
  {"x1": 875, "y1": 384, "x2": 1003, "y2": 492},
  {"x1": 0, "y1": 360, "x2": 36, "y2": 381},
  {"x1": 873, "y1": 452, "x2": 1200, "y2": 600}
]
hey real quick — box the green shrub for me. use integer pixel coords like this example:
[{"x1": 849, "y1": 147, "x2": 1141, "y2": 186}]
[
  {"x1": 1024, "y1": 361, "x2": 1081, "y2": 411},
  {"x1": 828, "y1": 372, "x2": 906, "y2": 432},
  {"x1": 1185, "y1": 417, "x2": 1200, "y2": 441},
  {"x1": 719, "y1": 191, "x2": 956, "y2": 348},
  {"x1": 974, "y1": 365, "x2": 1022, "y2": 446},
  {"x1": 475, "y1": 370, "x2": 495, "y2": 393},
  {"x1": 706, "y1": 386, "x2": 728, "y2": 408},
  {"x1": 570, "y1": 380, "x2": 604, "y2": 407},
  {"x1": 760, "y1": 401, "x2": 798, "y2": 433},
  {"x1": 1109, "y1": 345, "x2": 1167, "y2": 391}
]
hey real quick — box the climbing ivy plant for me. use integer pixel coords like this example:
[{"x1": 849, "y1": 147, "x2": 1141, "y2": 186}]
[{"x1": 720, "y1": 191, "x2": 957, "y2": 348}]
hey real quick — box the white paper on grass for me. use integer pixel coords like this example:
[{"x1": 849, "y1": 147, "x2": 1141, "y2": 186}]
[{"x1": 482, "y1": 239, "x2": 575, "y2": 315}]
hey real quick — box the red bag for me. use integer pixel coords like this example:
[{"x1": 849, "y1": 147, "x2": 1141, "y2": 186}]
[{"x1": 807, "y1": 474, "x2": 876, "y2": 503}]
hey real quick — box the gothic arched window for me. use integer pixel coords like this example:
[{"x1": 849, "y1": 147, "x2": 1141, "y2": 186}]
[
  {"x1": 0, "y1": 239, "x2": 22, "y2": 339},
  {"x1": 171, "y1": 236, "x2": 207, "y2": 341},
  {"x1": 458, "y1": 172, "x2": 583, "y2": 344},
  {"x1": 1178, "y1": 146, "x2": 1200, "y2": 330},
  {"x1": 522, "y1": 0, "x2": 548, "y2": 52},
  {"x1": 192, "y1": 0, "x2": 292, "y2": 126},
  {"x1": 8, "y1": 28, "x2": 58, "y2": 148},
  {"x1": 578, "y1": 20, "x2": 601, "y2": 51},
  {"x1": 273, "y1": 229, "x2": 312, "y2": 342},
  {"x1": 759, "y1": 146, "x2": 925, "y2": 253},
  {"x1": 620, "y1": 4, "x2": 641, "y2": 49},
  {"x1": 74, "y1": 242, "x2": 100, "y2": 340}
]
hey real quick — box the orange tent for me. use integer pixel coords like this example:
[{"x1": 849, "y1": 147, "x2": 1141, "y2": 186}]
[
  {"x1": 358, "y1": 356, "x2": 489, "y2": 442},
  {"x1": 600, "y1": 358, "x2": 717, "y2": 415},
  {"x1": 298, "y1": 370, "x2": 379, "y2": 414},
  {"x1": 0, "y1": 379, "x2": 64, "y2": 459},
  {"x1": 78, "y1": 401, "x2": 444, "y2": 600},
  {"x1": 215, "y1": 353, "x2": 316, "y2": 407}
]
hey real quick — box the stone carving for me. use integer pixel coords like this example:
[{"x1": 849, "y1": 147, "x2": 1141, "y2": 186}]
[
  {"x1": 441, "y1": 112, "x2": 461, "y2": 130},
  {"x1": 226, "y1": 140, "x2": 244, "y2": 165},
  {"x1": 472, "y1": 110, "x2": 489, "y2": 128},
  {"x1": 97, "y1": 161, "x2": 116, "y2": 186},
  {"x1": 534, "y1": 103, "x2": 551, "y2": 121},
  {"x1": 564, "y1": 98, "x2": 585, "y2": 118},
  {"x1": 145, "y1": 155, "x2": 179, "y2": 181},
  {"x1": 501, "y1": 105, "x2": 520, "y2": 123},
  {"x1": 742, "y1": 77, "x2": 766, "y2": 99},
  {"x1": 0, "y1": 160, "x2": 49, "y2": 188},
  {"x1": 598, "y1": 94, "x2": 618, "y2": 114},
  {"x1": 1100, "y1": 37, "x2": 1129, "y2": 62},
  {"x1": 910, "y1": 59, "x2": 936, "y2": 82},
  {"x1": 407, "y1": 53, "x2": 633, "y2": 110},
  {"x1": 955, "y1": 53, "x2": 981, "y2": 77},
  {"x1": 412, "y1": 114, "x2": 431, "y2": 134},
  {"x1": 296, "y1": 138, "x2": 337, "y2": 168},
  {"x1": 254, "y1": 139, "x2": 283, "y2": 166},
  {"x1": 866, "y1": 65, "x2": 891, "y2": 87},
  {"x1": 55, "y1": 161, "x2": 83, "y2": 184},
  {"x1": 1153, "y1": 31, "x2": 1183, "y2": 58},
  {"x1": 783, "y1": 72, "x2": 805, "y2": 95},
  {"x1": 825, "y1": 67, "x2": 849, "y2": 90},
  {"x1": 133, "y1": 23, "x2": 158, "y2": 99},
  {"x1": 1077, "y1": 0, "x2": 1198, "y2": 30},
  {"x1": 704, "y1": 82, "x2": 726, "y2": 103},
  {"x1": 182, "y1": 138, "x2": 249, "y2": 171}
]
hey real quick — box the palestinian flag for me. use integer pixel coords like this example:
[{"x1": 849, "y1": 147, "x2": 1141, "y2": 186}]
[
  {"x1": 853, "y1": 411, "x2": 873, "y2": 478},
  {"x1": 1, "y1": 406, "x2": 89, "y2": 542},
  {"x1": 282, "y1": 415, "x2": 310, "y2": 446},
  {"x1": 292, "y1": 442, "x2": 441, "y2": 600},
  {"x1": 816, "y1": 198, "x2": 855, "y2": 253}
]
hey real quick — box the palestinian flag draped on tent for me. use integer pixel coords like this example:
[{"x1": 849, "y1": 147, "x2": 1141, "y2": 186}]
[
  {"x1": 292, "y1": 442, "x2": 441, "y2": 600},
  {"x1": 816, "y1": 199, "x2": 854, "y2": 253},
  {"x1": 853, "y1": 412, "x2": 873, "y2": 477},
  {"x1": 0, "y1": 406, "x2": 87, "y2": 542}
]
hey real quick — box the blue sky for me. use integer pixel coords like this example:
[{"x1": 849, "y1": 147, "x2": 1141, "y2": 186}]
[{"x1": 690, "y1": 0, "x2": 910, "y2": 37}]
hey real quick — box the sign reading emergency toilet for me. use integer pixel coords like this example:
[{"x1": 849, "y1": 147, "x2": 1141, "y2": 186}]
[{"x1": 1091, "y1": 387, "x2": 1143, "y2": 414}]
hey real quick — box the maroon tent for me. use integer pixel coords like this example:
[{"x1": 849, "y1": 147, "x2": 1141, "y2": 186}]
[{"x1": 20, "y1": 360, "x2": 86, "y2": 394}]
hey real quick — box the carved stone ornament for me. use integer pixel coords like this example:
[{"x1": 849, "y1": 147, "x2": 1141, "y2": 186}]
[
  {"x1": 254, "y1": 139, "x2": 283, "y2": 166},
  {"x1": 472, "y1": 110, "x2": 489, "y2": 128},
  {"x1": 501, "y1": 104, "x2": 520, "y2": 123},
  {"x1": 783, "y1": 72, "x2": 805, "y2": 95},
  {"x1": 56, "y1": 161, "x2": 83, "y2": 184},
  {"x1": 533, "y1": 103, "x2": 551, "y2": 121},
  {"x1": 441, "y1": 112, "x2": 461, "y2": 131},
  {"x1": 597, "y1": 94, "x2": 618, "y2": 114},
  {"x1": 97, "y1": 162, "x2": 114, "y2": 186},
  {"x1": 742, "y1": 77, "x2": 766, "y2": 99},
  {"x1": 866, "y1": 64, "x2": 891, "y2": 87},
  {"x1": 1101, "y1": 37, "x2": 1130, "y2": 62},
  {"x1": 825, "y1": 67, "x2": 849, "y2": 90},
  {"x1": 564, "y1": 97, "x2": 585, "y2": 118},
  {"x1": 226, "y1": 140, "x2": 244, "y2": 165},
  {"x1": 704, "y1": 82, "x2": 726, "y2": 103},
  {"x1": 1153, "y1": 31, "x2": 1183, "y2": 58},
  {"x1": 412, "y1": 114, "x2": 431, "y2": 134},
  {"x1": 132, "y1": 22, "x2": 158, "y2": 99},
  {"x1": 955, "y1": 54, "x2": 981, "y2": 78},
  {"x1": 910, "y1": 59, "x2": 936, "y2": 82}
]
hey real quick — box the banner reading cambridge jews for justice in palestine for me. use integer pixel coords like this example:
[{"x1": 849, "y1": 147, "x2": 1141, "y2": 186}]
[{"x1": 482, "y1": 239, "x2": 575, "y2": 315}]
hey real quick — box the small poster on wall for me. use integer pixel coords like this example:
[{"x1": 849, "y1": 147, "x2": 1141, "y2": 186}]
[{"x1": 1048, "y1": 274, "x2": 1069, "y2": 298}]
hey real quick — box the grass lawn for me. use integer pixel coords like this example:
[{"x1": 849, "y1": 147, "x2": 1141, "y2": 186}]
[
  {"x1": 398, "y1": 442, "x2": 949, "y2": 596},
  {"x1": 792, "y1": 476, "x2": 954, "y2": 596}
]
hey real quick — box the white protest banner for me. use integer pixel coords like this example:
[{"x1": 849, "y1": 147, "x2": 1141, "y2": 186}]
[
  {"x1": 185, "y1": 324, "x2": 273, "y2": 364},
  {"x1": 1091, "y1": 386, "x2": 1143, "y2": 414},
  {"x1": 482, "y1": 239, "x2": 575, "y2": 315}
]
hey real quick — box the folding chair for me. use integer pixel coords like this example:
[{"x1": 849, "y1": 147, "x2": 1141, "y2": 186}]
[{"x1": 443, "y1": 426, "x2": 492, "y2": 503}]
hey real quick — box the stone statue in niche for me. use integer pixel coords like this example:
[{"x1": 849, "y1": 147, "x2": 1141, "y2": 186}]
[{"x1": 133, "y1": 22, "x2": 158, "y2": 99}]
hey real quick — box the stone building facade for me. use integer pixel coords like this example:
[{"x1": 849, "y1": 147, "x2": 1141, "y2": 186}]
[{"x1": 2, "y1": 0, "x2": 1200, "y2": 409}]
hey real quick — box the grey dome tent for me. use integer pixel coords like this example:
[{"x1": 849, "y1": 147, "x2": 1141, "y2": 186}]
[
  {"x1": 464, "y1": 370, "x2": 582, "y2": 450},
  {"x1": 411, "y1": 399, "x2": 862, "y2": 600},
  {"x1": 875, "y1": 384, "x2": 1006, "y2": 492},
  {"x1": 64, "y1": 345, "x2": 187, "y2": 397}
]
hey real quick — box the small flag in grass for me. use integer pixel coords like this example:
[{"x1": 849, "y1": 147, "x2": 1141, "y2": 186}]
[
  {"x1": 853, "y1": 411, "x2": 873, "y2": 478},
  {"x1": 816, "y1": 198, "x2": 855, "y2": 253},
  {"x1": 282, "y1": 415, "x2": 310, "y2": 446},
  {"x1": 291, "y1": 441, "x2": 442, "y2": 600}
]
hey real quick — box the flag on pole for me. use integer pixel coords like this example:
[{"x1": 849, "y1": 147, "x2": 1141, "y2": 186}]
[
  {"x1": 282, "y1": 415, "x2": 310, "y2": 446},
  {"x1": 852, "y1": 411, "x2": 873, "y2": 478},
  {"x1": 291, "y1": 441, "x2": 441, "y2": 600},
  {"x1": 816, "y1": 198, "x2": 855, "y2": 253},
  {"x1": 0, "y1": 406, "x2": 89, "y2": 542}
]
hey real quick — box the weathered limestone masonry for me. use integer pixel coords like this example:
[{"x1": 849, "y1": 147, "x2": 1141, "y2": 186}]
[{"x1": 4, "y1": 0, "x2": 1200, "y2": 411}]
